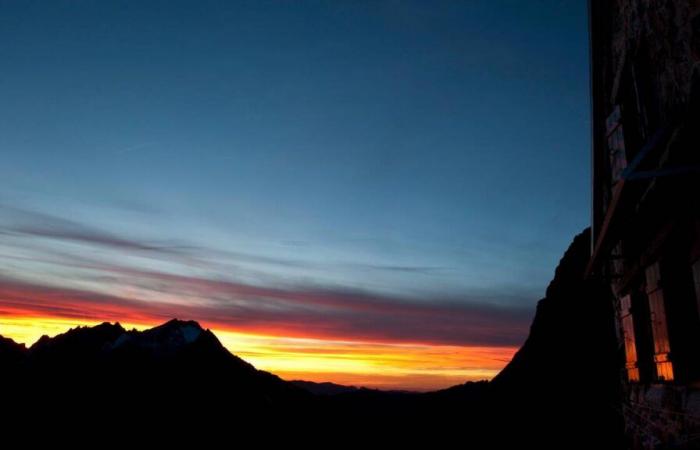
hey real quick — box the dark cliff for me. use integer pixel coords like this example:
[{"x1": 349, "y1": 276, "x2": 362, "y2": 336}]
[{"x1": 489, "y1": 228, "x2": 624, "y2": 446}]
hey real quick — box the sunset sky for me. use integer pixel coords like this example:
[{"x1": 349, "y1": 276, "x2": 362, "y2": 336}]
[{"x1": 0, "y1": 0, "x2": 590, "y2": 391}]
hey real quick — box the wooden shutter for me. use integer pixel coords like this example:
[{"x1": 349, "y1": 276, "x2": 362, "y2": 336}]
[
  {"x1": 619, "y1": 295, "x2": 640, "y2": 382},
  {"x1": 645, "y1": 263, "x2": 674, "y2": 381},
  {"x1": 692, "y1": 259, "x2": 700, "y2": 321}
]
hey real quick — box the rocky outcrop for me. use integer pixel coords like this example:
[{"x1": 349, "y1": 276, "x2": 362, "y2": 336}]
[
  {"x1": 489, "y1": 228, "x2": 625, "y2": 447},
  {"x1": 0, "y1": 335, "x2": 27, "y2": 365}
]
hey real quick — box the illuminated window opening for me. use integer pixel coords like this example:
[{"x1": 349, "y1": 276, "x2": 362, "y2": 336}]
[
  {"x1": 645, "y1": 262, "x2": 674, "y2": 382},
  {"x1": 619, "y1": 295, "x2": 640, "y2": 382}
]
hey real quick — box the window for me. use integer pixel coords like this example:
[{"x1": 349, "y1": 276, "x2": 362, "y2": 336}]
[
  {"x1": 611, "y1": 241, "x2": 625, "y2": 284},
  {"x1": 693, "y1": 259, "x2": 700, "y2": 322},
  {"x1": 620, "y1": 295, "x2": 640, "y2": 382},
  {"x1": 645, "y1": 263, "x2": 674, "y2": 381},
  {"x1": 691, "y1": 10, "x2": 700, "y2": 63},
  {"x1": 606, "y1": 105, "x2": 627, "y2": 183}
]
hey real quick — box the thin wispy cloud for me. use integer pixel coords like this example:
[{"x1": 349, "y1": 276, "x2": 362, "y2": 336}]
[
  {"x1": 0, "y1": 203, "x2": 454, "y2": 278},
  {"x1": 0, "y1": 273, "x2": 531, "y2": 347},
  {"x1": 0, "y1": 204, "x2": 184, "y2": 255},
  {"x1": 0, "y1": 203, "x2": 533, "y2": 347}
]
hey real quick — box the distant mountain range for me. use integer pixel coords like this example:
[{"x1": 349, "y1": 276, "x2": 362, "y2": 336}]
[
  {"x1": 0, "y1": 316, "x2": 493, "y2": 438},
  {"x1": 289, "y1": 380, "x2": 364, "y2": 395},
  {"x1": 1, "y1": 318, "x2": 316, "y2": 432}
]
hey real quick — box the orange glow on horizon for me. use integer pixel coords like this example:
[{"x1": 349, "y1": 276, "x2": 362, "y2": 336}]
[{"x1": 0, "y1": 314, "x2": 516, "y2": 391}]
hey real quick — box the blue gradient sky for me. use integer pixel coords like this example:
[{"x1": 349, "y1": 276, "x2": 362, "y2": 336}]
[{"x1": 0, "y1": 0, "x2": 590, "y2": 361}]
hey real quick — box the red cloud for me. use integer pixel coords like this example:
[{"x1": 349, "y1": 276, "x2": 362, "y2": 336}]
[{"x1": 0, "y1": 274, "x2": 530, "y2": 347}]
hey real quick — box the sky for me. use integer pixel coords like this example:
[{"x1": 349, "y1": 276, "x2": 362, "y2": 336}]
[{"x1": 0, "y1": 0, "x2": 591, "y2": 391}]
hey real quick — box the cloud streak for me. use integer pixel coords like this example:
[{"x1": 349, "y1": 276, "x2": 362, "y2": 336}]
[
  {"x1": 0, "y1": 273, "x2": 531, "y2": 347},
  {"x1": 0, "y1": 199, "x2": 537, "y2": 392},
  {"x1": 0, "y1": 203, "x2": 449, "y2": 276},
  {"x1": 0, "y1": 203, "x2": 186, "y2": 255},
  {"x1": 0, "y1": 203, "x2": 534, "y2": 350}
]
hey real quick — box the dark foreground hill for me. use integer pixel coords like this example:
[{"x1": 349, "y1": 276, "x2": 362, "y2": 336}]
[{"x1": 0, "y1": 228, "x2": 624, "y2": 445}]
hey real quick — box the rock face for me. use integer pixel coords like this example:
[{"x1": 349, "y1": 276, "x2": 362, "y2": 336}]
[{"x1": 489, "y1": 228, "x2": 625, "y2": 447}]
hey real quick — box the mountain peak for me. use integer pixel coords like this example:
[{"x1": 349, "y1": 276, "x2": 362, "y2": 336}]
[
  {"x1": 163, "y1": 318, "x2": 202, "y2": 327},
  {"x1": 0, "y1": 335, "x2": 27, "y2": 364},
  {"x1": 30, "y1": 321, "x2": 126, "y2": 353},
  {"x1": 2, "y1": 318, "x2": 311, "y2": 423},
  {"x1": 107, "y1": 318, "x2": 213, "y2": 355},
  {"x1": 143, "y1": 318, "x2": 205, "y2": 344},
  {"x1": 159, "y1": 318, "x2": 204, "y2": 331}
]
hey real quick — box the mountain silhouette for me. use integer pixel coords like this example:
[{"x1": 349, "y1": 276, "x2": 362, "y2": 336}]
[
  {"x1": 487, "y1": 228, "x2": 624, "y2": 447},
  {"x1": 0, "y1": 229, "x2": 625, "y2": 444},
  {"x1": 290, "y1": 380, "x2": 362, "y2": 396},
  {"x1": 0, "y1": 335, "x2": 26, "y2": 365},
  {"x1": 0, "y1": 317, "x2": 488, "y2": 440},
  {"x1": 2, "y1": 319, "x2": 312, "y2": 432}
]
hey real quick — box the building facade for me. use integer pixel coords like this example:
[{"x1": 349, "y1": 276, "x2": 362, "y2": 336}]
[{"x1": 588, "y1": 0, "x2": 700, "y2": 447}]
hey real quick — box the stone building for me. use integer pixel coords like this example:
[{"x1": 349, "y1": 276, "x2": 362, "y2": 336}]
[{"x1": 587, "y1": 0, "x2": 700, "y2": 447}]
